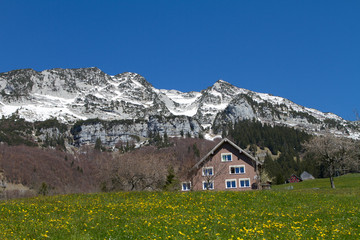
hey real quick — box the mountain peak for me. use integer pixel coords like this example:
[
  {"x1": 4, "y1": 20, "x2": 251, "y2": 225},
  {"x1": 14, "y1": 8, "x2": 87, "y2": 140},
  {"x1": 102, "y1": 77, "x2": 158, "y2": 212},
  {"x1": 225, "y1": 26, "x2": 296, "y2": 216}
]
[
  {"x1": 214, "y1": 79, "x2": 230, "y2": 85},
  {"x1": 216, "y1": 79, "x2": 227, "y2": 83},
  {"x1": 213, "y1": 79, "x2": 235, "y2": 88},
  {"x1": 114, "y1": 72, "x2": 153, "y2": 89},
  {"x1": 210, "y1": 79, "x2": 240, "y2": 94}
]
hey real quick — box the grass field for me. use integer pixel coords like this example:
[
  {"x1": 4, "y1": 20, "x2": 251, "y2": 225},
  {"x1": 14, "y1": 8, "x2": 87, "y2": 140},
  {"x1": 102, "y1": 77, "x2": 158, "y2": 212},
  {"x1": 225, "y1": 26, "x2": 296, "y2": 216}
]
[{"x1": 0, "y1": 174, "x2": 359, "y2": 239}]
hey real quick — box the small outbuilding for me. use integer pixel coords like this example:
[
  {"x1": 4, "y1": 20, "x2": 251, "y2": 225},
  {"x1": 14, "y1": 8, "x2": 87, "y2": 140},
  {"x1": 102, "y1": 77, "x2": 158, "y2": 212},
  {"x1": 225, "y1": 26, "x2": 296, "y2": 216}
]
[
  {"x1": 287, "y1": 174, "x2": 302, "y2": 183},
  {"x1": 300, "y1": 171, "x2": 315, "y2": 181}
]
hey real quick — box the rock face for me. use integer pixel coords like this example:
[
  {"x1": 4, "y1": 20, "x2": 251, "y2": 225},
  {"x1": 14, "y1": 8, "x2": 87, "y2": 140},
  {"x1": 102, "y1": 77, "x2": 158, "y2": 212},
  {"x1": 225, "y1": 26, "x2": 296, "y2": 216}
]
[
  {"x1": 0, "y1": 67, "x2": 359, "y2": 146},
  {"x1": 70, "y1": 116, "x2": 202, "y2": 147}
]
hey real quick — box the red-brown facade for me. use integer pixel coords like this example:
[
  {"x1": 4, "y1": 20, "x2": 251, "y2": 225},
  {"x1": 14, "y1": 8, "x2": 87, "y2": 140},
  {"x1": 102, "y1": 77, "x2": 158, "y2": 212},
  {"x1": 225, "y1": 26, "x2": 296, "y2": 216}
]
[{"x1": 287, "y1": 174, "x2": 302, "y2": 183}]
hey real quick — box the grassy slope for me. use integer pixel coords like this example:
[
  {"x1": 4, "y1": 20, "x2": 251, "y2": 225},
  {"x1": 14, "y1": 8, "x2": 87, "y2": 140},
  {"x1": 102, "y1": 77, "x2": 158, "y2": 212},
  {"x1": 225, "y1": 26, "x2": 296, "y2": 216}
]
[
  {"x1": 0, "y1": 174, "x2": 359, "y2": 240},
  {"x1": 272, "y1": 173, "x2": 360, "y2": 192}
]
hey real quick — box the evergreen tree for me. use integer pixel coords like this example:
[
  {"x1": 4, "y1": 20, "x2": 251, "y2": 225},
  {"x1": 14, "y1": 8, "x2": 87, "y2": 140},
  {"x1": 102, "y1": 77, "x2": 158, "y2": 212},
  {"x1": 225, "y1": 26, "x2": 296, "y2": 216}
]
[
  {"x1": 163, "y1": 167, "x2": 179, "y2": 191},
  {"x1": 94, "y1": 138, "x2": 102, "y2": 151},
  {"x1": 164, "y1": 132, "x2": 169, "y2": 144},
  {"x1": 38, "y1": 182, "x2": 49, "y2": 196}
]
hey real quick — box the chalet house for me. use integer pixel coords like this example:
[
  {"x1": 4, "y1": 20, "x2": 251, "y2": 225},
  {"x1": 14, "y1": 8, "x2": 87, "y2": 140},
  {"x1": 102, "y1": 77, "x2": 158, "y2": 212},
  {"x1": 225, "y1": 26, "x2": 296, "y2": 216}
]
[{"x1": 181, "y1": 138, "x2": 263, "y2": 191}]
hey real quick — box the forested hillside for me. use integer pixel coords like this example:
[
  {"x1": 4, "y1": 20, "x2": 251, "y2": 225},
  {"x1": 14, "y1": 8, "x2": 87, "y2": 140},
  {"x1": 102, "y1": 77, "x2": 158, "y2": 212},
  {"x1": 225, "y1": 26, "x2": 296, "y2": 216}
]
[{"x1": 217, "y1": 119, "x2": 311, "y2": 155}]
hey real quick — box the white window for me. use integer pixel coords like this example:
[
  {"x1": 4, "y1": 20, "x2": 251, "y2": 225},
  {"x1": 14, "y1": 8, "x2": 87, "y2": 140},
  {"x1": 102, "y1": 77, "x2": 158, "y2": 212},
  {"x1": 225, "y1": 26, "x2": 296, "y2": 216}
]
[
  {"x1": 239, "y1": 178, "x2": 251, "y2": 188},
  {"x1": 221, "y1": 153, "x2": 232, "y2": 162},
  {"x1": 202, "y1": 167, "x2": 214, "y2": 176},
  {"x1": 181, "y1": 182, "x2": 191, "y2": 191},
  {"x1": 229, "y1": 165, "x2": 245, "y2": 174},
  {"x1": 203, "y1": 181, "x2": 214, "y2": 190},
  {"x1": 225, "y1": 179, "x2": 237, "y2": 189}
]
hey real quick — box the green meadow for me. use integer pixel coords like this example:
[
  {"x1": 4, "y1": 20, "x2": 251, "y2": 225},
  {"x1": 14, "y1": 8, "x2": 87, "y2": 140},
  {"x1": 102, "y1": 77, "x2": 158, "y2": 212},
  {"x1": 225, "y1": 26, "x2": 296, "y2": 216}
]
[{"x1": 1, "y1": 174, "x2": 359, "y2": 240}]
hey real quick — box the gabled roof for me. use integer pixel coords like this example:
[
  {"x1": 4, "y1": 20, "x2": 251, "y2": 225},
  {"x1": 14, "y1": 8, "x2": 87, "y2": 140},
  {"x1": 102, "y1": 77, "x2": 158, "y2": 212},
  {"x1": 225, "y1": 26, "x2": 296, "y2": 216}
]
[{"x1": 190, "y1": 138, "x2": 262, "y2": 171}]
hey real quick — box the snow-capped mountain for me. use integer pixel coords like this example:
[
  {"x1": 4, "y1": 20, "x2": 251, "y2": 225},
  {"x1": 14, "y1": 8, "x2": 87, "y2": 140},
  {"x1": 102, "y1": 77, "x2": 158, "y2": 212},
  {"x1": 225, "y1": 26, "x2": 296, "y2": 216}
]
[{"x1": 0, "y1": 67, "x2": 359, "y2": 142}]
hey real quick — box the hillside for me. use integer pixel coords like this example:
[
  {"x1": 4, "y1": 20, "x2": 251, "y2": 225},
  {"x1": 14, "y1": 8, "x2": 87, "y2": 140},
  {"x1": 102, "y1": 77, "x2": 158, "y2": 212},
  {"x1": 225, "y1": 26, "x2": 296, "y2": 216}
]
[
  {"x1": 0, "y1": 138, "x2": 219, "y2": 197},
  {"x1": 272, "y1": 173, "x2": 360, "y2": 191}
]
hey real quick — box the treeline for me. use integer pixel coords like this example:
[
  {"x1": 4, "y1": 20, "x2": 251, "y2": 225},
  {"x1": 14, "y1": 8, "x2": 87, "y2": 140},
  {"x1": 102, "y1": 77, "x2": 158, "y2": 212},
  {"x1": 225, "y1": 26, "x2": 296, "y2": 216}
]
[
  {"x1": 262, "y1": 153, "x2": 322, "y2": 184},
  {"x1": 0, "y1": 115, "x2": 35, "y2": 146},
  {"x1": 0, "y1": 115, "x2": 68, "y2": 149},
  {"x1": 219, "y1": 119, "x2": 311, "y2": 155}
]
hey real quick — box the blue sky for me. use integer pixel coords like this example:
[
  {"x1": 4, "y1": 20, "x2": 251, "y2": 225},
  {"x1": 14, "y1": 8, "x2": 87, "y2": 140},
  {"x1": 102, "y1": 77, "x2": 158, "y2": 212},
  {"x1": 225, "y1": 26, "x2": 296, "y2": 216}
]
[{"x1": 1, "y1": 0, "x2": 359, "y2": 120}]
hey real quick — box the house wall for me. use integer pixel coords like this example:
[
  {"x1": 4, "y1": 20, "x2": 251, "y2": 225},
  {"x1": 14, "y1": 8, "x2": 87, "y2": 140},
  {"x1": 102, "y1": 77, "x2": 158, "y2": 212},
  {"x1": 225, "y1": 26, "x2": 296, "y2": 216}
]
[{"x1": 191, "y1": 142, "x2": 259, "y2": 191}]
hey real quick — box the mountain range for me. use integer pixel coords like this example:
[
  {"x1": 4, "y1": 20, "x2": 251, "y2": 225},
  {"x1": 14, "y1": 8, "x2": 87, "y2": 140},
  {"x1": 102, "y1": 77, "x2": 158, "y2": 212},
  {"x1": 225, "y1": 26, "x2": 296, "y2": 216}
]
[{"x1": 0, "y1": 67, "x2": 358, "y2": 146}]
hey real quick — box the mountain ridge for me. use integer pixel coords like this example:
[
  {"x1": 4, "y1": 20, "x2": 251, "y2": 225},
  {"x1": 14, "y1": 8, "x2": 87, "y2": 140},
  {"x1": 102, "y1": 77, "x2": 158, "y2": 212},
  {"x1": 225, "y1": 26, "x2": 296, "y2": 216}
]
[{"x1": 0, "y1": 67, "x2": 358, "y2": 142}]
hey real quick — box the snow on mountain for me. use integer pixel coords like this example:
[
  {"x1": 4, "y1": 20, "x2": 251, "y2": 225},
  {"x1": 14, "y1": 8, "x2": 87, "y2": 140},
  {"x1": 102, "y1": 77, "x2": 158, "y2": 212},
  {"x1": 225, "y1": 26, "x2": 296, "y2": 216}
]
[
  {"x1": 253, "y1": 91, "x2": 343, "y2": 122},
  {"x1": 156, "y1": 89, "x2": 201, "y2": 116},
  {"x1": 0, "y1": 67, "x2": 358, "y2": 139}
]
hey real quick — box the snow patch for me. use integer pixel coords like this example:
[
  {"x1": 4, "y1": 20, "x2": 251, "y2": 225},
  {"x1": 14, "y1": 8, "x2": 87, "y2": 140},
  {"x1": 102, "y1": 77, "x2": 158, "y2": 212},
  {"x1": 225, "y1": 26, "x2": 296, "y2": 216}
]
[{"x1": 204, "y1": 133, "x2": 222, "y2": 141}]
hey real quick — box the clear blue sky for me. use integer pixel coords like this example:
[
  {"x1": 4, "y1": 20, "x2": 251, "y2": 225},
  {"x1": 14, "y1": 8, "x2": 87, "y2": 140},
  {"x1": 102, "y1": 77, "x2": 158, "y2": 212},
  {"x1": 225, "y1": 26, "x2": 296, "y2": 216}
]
[{"x1": 1, "y1": 0, "x2": 359, "y2": 120}]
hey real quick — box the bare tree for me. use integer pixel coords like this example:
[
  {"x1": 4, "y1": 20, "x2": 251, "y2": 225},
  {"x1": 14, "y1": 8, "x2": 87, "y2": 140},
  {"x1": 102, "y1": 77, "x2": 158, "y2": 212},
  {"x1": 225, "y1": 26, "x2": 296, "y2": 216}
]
[
  {"x1": 303, "y1": 135, "x2": 357, "y2": 188},
  {"x1": 100, "y1": 147, "x2": 172, "y2": 191},
  {"x1": 348, "y1": 140, "x2": 360, "y2": 173},
  {"x1": 188, "y1": 156, "x2": 228, "y2": 191},
  {"x1": 202, "y1": 160, "x2": 217, "y2": 190}
]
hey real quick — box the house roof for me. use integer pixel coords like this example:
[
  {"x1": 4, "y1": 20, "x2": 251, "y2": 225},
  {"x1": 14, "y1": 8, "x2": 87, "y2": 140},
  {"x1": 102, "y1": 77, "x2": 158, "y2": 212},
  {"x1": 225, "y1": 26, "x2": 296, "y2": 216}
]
[{"x1": 190, "y1": 138, "x2": 262, "y2": 171}]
